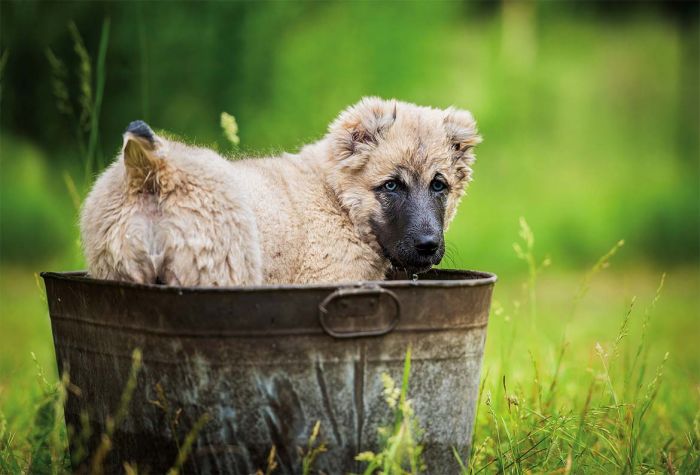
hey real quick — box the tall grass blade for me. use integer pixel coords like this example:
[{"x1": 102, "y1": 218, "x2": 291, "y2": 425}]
[
  {"x1": 628, "y1": 273, "x2": 666, "y2": 400},
  {"x1": 84, "y1": 18, "x2": 111, "y2": 186},
  {"x1": 301, "y1": 420, "x2": 327, "y2": 475},
  {"x1": 28, "y1": 392, "x2": 57, "y2": 474},
  {"x1": 0, "y1": 411, "x2": 22, "y2": 474},
  {"x1": 62, "y1": 171, "x2": 82, "y2": 212},
  {"x1": 67, "y1": 22, "x2": 92, "y2": 132},
  {"x1": 137, "y1": 3, "x2": 150, "y2": 121},
  {"x1": 611, "y1": 297, "x2": 636, "y2": 367},
  {"x1": 626, "y1": 352, "x2": 669, "y2": 472},
  {"x1": 452, "y1": 445, "x2": 469, "y2": 474},
  {"x1": 166, "y1": 413, "x2": 211, "y2": 475},
  {"x1": 89, "y1": 348, "x2": 142, "y2": 475},
  {"x1": 45, "y1": 49, "x2": 73, "y2": 118},
  {"x1": 571, "y1": 239, "x2": 625, "y2": 318}
]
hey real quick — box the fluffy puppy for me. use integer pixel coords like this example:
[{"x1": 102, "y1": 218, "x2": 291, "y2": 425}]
[{"x1": 81, "y1": 98, "x2": 481, "y2": 286}]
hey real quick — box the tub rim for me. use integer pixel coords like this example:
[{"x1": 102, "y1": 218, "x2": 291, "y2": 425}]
[{"x1": 40, "y1": 268, "x2": 497, "y2": 294}]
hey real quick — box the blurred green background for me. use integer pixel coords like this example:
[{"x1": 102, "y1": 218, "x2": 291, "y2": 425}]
[
  {"x1": 0, "y1": 0, "x2": 698, "y2": 461},
  {"x1": 1, "y1": 1, "x2": 698, "y2": 272}
]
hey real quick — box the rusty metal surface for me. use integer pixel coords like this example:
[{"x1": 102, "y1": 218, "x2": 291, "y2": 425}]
[{"x1": 41, "y1": 269, "x2": 496, "y2": 474}]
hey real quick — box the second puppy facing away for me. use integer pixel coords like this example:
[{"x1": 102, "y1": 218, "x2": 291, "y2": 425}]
[{"x1": 81, "y1": 97, "x2": 481, "y2": 286}]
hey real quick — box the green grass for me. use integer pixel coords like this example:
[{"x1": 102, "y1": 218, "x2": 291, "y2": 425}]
[
  {"x1": 1, "y1": 237, "x2": 697, "y2": 473},
  {"x1": 465, "y1": 226, "x2": 699, "y2": 473}
]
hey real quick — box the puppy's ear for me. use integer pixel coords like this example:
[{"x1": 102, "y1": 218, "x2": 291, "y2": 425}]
[
  {"x1": 123, "y1": 120, "x2": 163, "y2": 192},
  {"x1": 444, "y1": 108, "x2": 481, "y2": 160},
  {"x1": 328, "y1": 97, "x2": 397, "y2": 166}
]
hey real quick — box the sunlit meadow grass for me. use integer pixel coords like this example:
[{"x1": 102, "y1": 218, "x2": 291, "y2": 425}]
[{"x1": 462, "y1": 221, "x2": 699, "y2": 474}]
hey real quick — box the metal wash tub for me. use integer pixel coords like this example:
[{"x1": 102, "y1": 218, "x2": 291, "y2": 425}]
[{"x1": 41, "y1": 269, "x2": 496, "y2": 474}]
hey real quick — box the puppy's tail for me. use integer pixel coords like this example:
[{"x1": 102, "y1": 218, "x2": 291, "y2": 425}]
[{"x1": 122, "y1": 120, "x2": 167, "y2": 194}]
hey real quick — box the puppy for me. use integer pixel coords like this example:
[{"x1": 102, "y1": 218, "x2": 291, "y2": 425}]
[{"x1": 81, "y1": 97, "x2": 481, "y2": 286}]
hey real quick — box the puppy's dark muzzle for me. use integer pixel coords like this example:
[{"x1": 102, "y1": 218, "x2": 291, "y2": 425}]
[{"x1": 395, "y1": 235, "x2": 445, "y2": 273}]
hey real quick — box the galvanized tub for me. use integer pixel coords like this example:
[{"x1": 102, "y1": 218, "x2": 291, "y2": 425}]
[{"x1": 41, "y1": 269, "x2": 496, "y2": 474}]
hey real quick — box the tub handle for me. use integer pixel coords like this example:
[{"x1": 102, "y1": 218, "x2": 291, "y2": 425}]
[{"x1": 319, "y1": 286, "x2": 401, "y2": 338}]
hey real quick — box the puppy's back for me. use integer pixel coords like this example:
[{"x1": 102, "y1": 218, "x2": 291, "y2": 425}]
[{"x1": 81, "y1": 121, "x2": 263, "y2": 286}]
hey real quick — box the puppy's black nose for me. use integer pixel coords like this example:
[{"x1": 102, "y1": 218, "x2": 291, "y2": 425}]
[{"x1": 415, "y1": 235, "x2": 440, "y2": 255}]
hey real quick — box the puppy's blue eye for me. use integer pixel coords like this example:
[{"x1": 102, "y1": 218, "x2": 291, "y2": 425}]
[
  {"x1": 384, "y1": 180, "x2": 398, "y2": 192},
  {"x1": 431, "y1": 179, "x2": 446, "y2": 192}
]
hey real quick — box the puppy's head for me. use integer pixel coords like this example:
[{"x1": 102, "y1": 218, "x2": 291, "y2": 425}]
[{"x1": 326, "y1": 97, "x2": 481, "y2": 274}]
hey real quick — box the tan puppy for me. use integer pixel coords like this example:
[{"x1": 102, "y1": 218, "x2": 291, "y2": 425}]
[{"x1": 81, "y1": 97, "x2": 481, "y2": 286}]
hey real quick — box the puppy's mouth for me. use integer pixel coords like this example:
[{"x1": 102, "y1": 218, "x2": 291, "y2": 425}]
[
  {"x1": 390, "y1": 259, "x2": 434, "y2": 275},
  {"x1": 380, "y1": 244, "x2": 444, "y2": 275}
]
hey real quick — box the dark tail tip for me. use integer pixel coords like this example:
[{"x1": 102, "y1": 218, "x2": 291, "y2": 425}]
[{"x1": 125, "y1": 120, "x2": 155, "y2": 143}]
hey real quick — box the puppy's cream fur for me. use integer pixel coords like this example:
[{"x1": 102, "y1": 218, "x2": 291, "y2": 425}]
[{"x1": 81, "y1": 98, "x2": 480, "y2": 286}]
